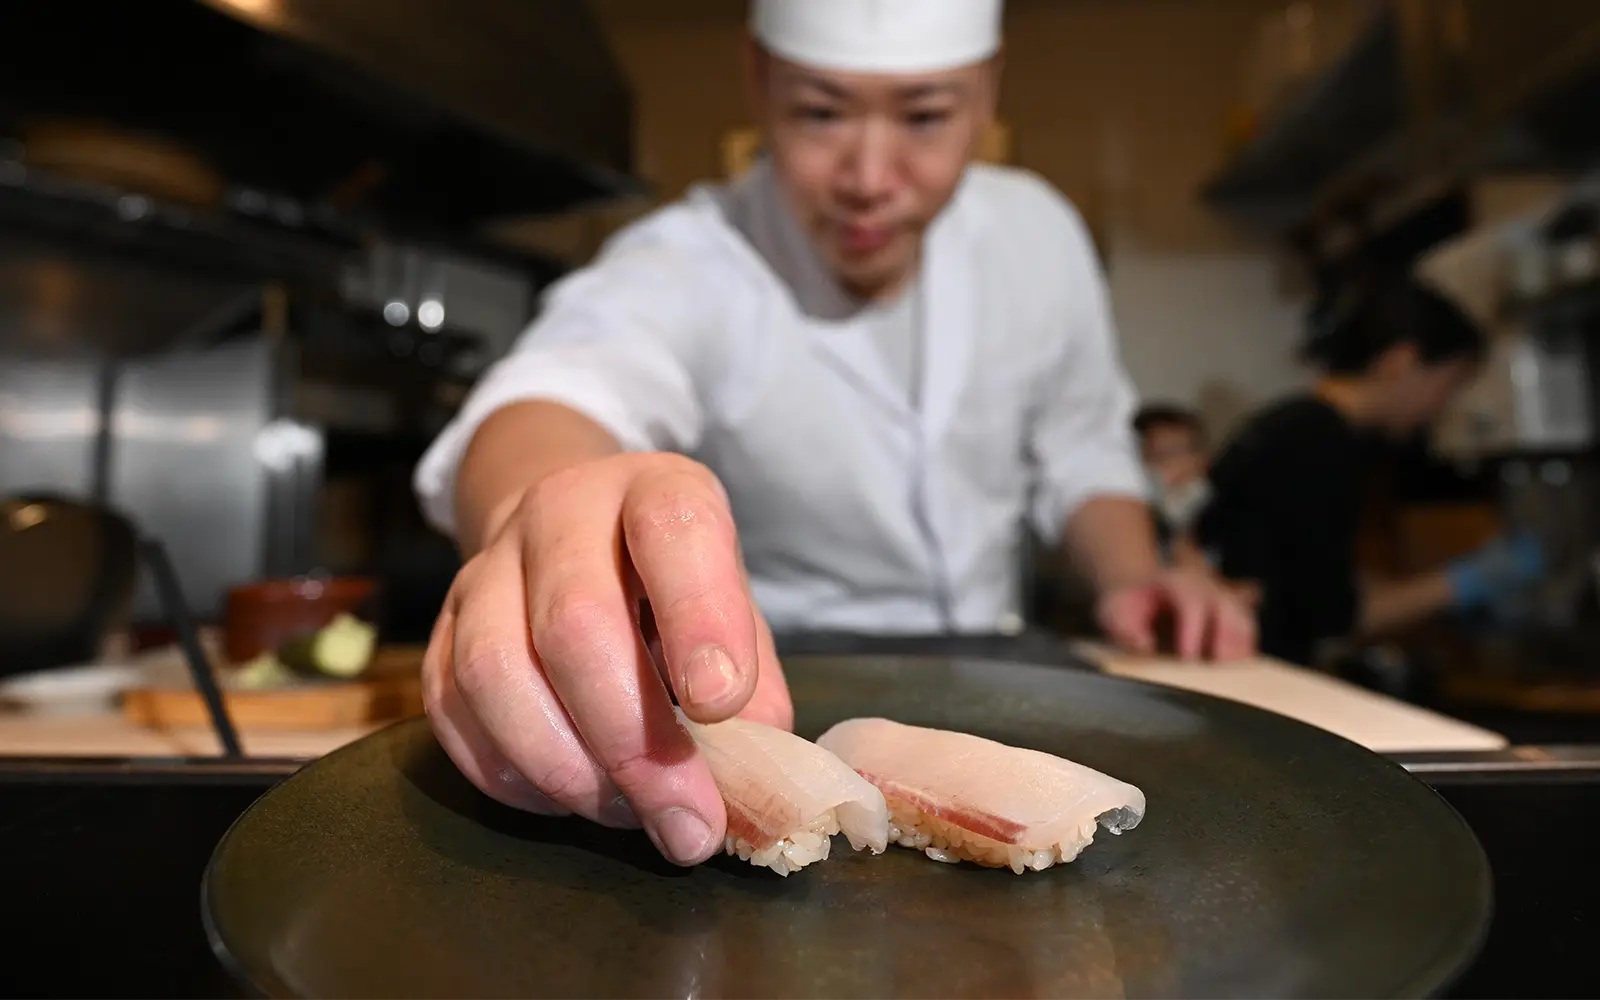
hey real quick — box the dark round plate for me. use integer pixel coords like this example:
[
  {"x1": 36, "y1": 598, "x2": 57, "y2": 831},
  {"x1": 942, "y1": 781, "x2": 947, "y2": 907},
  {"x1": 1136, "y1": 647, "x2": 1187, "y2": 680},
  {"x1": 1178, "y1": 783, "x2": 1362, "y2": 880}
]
[{"x1": 204, "y1": 655, "x2": 1491, "y2": 999}]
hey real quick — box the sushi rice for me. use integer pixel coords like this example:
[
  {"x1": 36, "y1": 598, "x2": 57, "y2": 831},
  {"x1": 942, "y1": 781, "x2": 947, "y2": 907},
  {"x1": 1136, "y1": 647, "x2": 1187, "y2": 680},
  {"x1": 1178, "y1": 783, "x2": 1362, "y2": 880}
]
[
  {"x1": 886, "y1": 800, "x2": 1105, "y2": 875},
  {"x1": 675, "y1": 707, "x2": 890, "y2": 877},
  {"x1": 723, "y1": 813, "x2": 842, "y2": 877}
]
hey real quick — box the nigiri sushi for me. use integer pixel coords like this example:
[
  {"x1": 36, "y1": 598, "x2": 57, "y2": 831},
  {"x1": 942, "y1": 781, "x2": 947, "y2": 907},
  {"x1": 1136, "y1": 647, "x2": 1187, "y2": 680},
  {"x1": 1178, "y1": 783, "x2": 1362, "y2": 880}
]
[
  {"x1": 676, "y1": 708, "x2": 890, "y2": 876},
  {"x1": 816, "y1": 718, "x2": 1146, "y2": 875}
]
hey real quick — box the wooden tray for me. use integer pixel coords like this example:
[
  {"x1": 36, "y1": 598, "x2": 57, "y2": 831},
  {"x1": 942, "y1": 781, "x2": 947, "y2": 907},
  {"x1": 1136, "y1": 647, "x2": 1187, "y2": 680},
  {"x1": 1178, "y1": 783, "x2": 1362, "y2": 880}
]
[{"x1": 121, "y1": 645, "x2": 425, "y2": 732}]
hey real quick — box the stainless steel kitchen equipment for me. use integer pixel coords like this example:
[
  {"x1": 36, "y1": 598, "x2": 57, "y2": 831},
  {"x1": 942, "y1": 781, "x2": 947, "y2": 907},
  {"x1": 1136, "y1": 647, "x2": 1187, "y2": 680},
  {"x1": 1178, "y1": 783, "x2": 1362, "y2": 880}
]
[
  {"x1": 0, "y1": 0, "x2": 644, "y2": 626},
  {"x1": 1, "y1": 333, "x2": 317, "y2": 621},
  {"x1": 0, "y1": 308, "x2": 507, "y2": 624}
]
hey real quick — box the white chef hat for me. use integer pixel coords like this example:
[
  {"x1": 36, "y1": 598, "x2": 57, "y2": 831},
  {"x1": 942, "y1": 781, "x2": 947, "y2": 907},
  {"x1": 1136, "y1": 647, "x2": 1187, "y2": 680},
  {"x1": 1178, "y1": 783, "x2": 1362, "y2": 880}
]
[{"x1": 750, "y1": 0, "x2": 1004, "y2": 75}]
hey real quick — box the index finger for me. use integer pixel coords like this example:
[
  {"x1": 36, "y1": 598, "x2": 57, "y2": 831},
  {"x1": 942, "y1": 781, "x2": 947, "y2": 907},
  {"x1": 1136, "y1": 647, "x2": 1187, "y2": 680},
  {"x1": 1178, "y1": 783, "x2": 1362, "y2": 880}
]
[
  {"x1": 622, "y1": 466, "x2": 759, "y2": 724},
  {"x1": 524, "y1": 470, "x2": 728, "y2": 867}
]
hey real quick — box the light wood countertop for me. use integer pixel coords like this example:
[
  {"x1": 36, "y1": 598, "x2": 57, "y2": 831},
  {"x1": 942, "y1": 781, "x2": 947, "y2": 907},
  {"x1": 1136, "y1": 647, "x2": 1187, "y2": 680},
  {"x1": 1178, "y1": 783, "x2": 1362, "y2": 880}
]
[
  {"x1": 0, "y1": 711, "x2": 386, "y2": 760},
  {"x1": 1078, "y1": 644, "x2": 1508, "y2": 753},
  {"x1": 0, "y1": 646, "x2": 1508, "y2": 760}
]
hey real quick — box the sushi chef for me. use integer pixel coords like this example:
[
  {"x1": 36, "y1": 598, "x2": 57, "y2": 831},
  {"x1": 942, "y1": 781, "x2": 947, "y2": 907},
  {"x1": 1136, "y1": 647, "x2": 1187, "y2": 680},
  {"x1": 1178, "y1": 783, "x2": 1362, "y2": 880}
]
[{"x1": 412, "y1": 0, "x2": 1256, "y2": 867}]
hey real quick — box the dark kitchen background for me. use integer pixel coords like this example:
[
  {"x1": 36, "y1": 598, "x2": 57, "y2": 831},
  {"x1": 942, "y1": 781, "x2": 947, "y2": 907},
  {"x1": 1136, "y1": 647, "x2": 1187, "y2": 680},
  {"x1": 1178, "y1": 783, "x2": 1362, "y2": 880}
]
[
  {"x1": 0, "y1": 0, "x2": 645, "y2": 644},
  {"x1": 8, "y1": 1, "x2": 1600, "y2": 732},
  {"x1": 4, "y1": 2, "x2": 1600, "y2": 997}
]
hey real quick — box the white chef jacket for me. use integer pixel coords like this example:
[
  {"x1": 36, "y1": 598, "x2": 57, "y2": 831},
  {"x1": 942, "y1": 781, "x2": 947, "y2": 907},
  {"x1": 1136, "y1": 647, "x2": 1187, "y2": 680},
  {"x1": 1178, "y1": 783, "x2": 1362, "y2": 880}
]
[{"x1": 414, "y1": 159, "x2": 1146, "y2": 635}]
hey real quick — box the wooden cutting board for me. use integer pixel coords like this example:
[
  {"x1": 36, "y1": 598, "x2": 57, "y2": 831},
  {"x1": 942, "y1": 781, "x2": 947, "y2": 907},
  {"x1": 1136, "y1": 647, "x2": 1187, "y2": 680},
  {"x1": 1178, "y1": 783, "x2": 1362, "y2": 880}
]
[
  {"x1": 121, "y1": 645, "x2": 425, "y2": 732},
  {"x1": 1075, "y1": 643, "x2": 1508, "y2": 753}
]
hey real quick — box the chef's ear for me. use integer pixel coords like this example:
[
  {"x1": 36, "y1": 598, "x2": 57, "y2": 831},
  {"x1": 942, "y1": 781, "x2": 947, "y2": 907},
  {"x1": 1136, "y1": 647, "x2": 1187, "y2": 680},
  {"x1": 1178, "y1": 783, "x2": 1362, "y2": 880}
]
[{"x1": 741, "y1": 32, "x2": 773, "y2": 120}]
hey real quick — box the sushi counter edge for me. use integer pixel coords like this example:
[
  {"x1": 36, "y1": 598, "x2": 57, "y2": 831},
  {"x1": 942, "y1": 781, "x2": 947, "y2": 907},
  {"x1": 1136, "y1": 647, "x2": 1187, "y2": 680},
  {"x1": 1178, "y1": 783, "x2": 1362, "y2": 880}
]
[
  {"x1": 2, "y1": 743, "x2": 1597, "y2": 997},
  {"x1": 3, "y1": 628, "x2": 1597, "y2": 998}
]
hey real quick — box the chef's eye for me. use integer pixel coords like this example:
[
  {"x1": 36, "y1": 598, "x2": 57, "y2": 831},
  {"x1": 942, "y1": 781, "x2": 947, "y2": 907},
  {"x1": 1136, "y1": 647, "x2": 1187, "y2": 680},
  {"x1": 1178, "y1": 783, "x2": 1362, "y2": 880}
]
[
  {"x1": 796, "y1": 104, "x2": 843, "y2": 125},
  {"x1": 904, "y1": 108, "x2": 953, "y2": 131}
]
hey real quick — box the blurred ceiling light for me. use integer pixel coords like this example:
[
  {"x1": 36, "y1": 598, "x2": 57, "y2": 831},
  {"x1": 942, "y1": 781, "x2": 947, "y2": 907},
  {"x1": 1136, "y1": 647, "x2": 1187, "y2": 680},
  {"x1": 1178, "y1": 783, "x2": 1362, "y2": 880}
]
[
  {"x1": 417, "y1": 299, "x2": 445, "y2": 332},
  {"x1": 382, "y1": 300, "x2": 411, "y2": 327},
  {"x1": 214, "y1": 0, "x2": 280, "y2": 18},
  {"x1": 7, "y1": 503, "x2": 48, "y2": 532},
  {"x1": 253, "y1": 419, "x2": 322, "y2": 474}
]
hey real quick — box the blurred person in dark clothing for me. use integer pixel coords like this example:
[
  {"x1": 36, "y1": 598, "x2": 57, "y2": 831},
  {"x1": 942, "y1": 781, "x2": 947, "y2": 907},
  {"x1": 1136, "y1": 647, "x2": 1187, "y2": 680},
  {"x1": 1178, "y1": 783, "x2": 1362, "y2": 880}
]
[{"x1": 1195, "y1": 275, "x2": 1546, "y2": 666}]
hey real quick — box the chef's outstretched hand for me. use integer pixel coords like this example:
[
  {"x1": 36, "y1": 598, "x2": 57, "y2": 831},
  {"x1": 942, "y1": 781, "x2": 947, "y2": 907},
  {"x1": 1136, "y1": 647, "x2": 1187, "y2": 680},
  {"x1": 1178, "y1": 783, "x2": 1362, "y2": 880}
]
[
  {"x1": 421, "y1": 453, "x2": 793, "y2": 868},
  {"x1": 1096, "y1": 567, "x2": 1257, "y2": 661}
]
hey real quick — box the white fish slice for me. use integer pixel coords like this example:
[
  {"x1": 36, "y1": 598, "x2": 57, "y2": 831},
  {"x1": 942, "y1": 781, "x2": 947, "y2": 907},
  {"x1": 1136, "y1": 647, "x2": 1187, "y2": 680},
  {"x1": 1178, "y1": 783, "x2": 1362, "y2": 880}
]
[
  {"x1": 676, "y1": 708, "x2": 889, "y2": 876},
  {"x1": 816, "y1": 717, "x2": 1146, "y2": 874}
]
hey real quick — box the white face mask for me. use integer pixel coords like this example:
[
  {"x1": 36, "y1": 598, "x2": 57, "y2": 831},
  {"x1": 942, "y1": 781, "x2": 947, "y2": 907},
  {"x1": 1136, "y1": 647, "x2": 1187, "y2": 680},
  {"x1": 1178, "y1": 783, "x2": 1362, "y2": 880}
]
[{"x1": 1147, "y1": 470, "x2": 1212, "y2": 530}]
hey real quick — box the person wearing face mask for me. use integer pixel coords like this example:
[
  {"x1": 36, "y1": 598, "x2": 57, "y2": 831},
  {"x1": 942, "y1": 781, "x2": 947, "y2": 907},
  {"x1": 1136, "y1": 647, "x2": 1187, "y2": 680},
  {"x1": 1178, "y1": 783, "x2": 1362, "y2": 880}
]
[
  {"x1": 1133, "y1": 404, "x2": 1212, "y2": 562},
  {"x1": 411, "y1": 0, "x2": 1256, "y2": 869},
  {"x1": 1194, "y1": 274, "x2": 1546, "y2": 667}
]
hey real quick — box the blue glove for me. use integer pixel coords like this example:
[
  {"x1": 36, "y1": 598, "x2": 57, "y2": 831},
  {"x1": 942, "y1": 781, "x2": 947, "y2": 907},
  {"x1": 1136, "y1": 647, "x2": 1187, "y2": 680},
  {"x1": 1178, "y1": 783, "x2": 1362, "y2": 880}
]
[{"x1": 1447, "y1": 532, "x2": 1546, "y2": 610}]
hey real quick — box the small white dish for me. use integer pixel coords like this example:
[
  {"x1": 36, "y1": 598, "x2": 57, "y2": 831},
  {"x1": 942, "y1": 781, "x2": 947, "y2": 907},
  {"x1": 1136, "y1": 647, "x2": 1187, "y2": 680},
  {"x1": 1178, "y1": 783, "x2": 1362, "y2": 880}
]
[{"x1": 0, "y1": 663, "x2": 144, "y2": 716}]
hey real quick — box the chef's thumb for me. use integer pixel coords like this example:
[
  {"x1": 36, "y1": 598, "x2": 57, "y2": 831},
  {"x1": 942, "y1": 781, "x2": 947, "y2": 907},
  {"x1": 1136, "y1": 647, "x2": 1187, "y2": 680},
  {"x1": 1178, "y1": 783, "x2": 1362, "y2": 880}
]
[{"x1": 676, "y1": 643, "x2": 757, "y2": 723}]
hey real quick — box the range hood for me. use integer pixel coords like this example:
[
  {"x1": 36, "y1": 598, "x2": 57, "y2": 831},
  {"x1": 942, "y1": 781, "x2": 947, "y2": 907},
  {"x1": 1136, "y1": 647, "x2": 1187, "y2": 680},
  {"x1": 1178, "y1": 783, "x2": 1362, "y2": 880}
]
[
  {"x1": 0, "y1": 0, "x2": 646, "y2": 238},
  {"x1": 1200, "y1": 0, "x2": 1600, "y2": 257}
]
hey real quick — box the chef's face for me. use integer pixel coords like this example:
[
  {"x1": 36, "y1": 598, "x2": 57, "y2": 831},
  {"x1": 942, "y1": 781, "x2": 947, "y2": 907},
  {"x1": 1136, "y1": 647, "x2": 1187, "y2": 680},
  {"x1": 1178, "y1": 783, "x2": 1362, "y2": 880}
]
[{"x1": 746, "y1": 40, "x2": 999, "y2": 300}]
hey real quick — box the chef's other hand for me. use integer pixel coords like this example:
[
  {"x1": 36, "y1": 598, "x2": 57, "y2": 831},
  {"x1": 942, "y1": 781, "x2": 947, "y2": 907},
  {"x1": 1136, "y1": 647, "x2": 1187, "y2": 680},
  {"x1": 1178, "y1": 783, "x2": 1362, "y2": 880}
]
[
  {"x1": 1226, "y1": 579, "x2": 1263, "y2": 611},
  {"x1": 1447, "y1": 531, "x2": 1546, "y2": 610},
  {"x1": 422, "y1": 453, "x2": 794, "y2": 868},
  {"x1": 1096, "y1": 568, "x2": 1257, "y2": 661}
]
